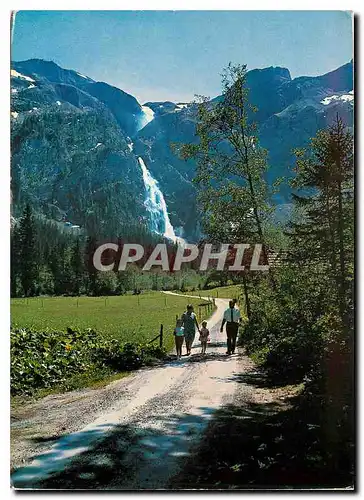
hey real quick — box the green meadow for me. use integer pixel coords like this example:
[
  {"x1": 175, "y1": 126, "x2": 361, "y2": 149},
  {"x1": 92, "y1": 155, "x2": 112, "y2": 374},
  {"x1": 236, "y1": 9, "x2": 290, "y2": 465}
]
[
  {"x1": 11, "y1": 292, "x2": 215, "y2": 397},
  {"x1": 11, "y1": 292, "x2": 210, "y2": 350}
]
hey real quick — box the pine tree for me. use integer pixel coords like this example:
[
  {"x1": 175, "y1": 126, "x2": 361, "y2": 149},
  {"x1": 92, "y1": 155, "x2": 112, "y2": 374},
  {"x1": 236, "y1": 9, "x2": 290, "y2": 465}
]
[
  {"x1": 18, "y1": 204, "x2": 38, "y2": 296},
  {"x1": 287, "y1": 116, "x2": 354, "y2": 470},
  {"x1": 85, "y1": 236, "x2": 98, "y2": 295},
  {"x1": 48, "y1": 243, "x2": 66, "y2": 295},
  {"x1": 70, "y1": 238, "x2": 84, "y2": 295},
  {"x1": 289, "y1": 115, "x2": 354, "y2": 328},
  {"x1": 10, "y1": 223, "x2": 20, "y2": 297}
]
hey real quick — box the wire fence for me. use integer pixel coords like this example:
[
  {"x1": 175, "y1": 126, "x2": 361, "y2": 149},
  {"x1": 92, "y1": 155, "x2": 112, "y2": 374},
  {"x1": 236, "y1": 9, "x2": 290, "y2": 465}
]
[{"x1": 12, "y1": 294, "x2": 217, "y2": 311}]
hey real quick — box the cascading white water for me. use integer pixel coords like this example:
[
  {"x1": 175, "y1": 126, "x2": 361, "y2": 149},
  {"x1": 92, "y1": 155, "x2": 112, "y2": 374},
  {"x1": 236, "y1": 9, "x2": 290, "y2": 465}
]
[
  {"x1": 138, "y1": 157, "x2": 185, "y2": 245},
  {"x1": 129, "y1": 106, "x2": 185, "y2": 245}
]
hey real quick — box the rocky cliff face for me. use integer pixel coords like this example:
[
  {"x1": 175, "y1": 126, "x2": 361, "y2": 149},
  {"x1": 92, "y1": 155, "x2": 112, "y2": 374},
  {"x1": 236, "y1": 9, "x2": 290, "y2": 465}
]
[
  {"x1": 11, "y1": 60, "x2": 147, "y2": 237},
  {"x1": 11, "y1": 58, "x2": 354, "y2": 240}
]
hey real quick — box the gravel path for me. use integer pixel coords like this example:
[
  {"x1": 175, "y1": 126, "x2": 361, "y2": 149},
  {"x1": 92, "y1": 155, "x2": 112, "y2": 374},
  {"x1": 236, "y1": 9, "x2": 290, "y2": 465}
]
[{"x1": 11, "y1": 294, "x2": 254, "y2": 490}]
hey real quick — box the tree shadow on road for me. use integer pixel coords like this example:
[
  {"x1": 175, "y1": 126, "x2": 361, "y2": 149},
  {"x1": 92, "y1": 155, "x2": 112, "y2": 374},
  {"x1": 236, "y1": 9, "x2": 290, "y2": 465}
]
[
  {"x1": 171, "y1": 383, "x2": 355, "y2": 490},
  {"x1": 166, "y1": 353, "x2": 238, "y2": 368},
  {"x1": 221, "y1": 368, "x2": 292, "y2": 389},
  {"x1": 11, "y1": 407, "x2": 217, "y2": 490},
  {"x1": 11, "y1": 366, "x2": 354, "y2": 490},
  {"x1": 166, "y1": 341, "x2": 244, "y2": 367}
]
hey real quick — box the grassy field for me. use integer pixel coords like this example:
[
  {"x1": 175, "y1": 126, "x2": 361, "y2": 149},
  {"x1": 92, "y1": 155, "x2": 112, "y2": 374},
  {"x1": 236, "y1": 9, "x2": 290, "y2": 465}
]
[
  {"x1": 11, "y1": 292, "x2": 216, "y2": 398},
  {"x1": 11, "y1": 292, "x2": 211, "y2": 351}
]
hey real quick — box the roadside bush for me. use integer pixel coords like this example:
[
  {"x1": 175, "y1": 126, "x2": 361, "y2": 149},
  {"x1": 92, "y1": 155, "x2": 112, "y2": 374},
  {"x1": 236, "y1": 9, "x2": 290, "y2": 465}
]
[
  {"x1": 11, "y1": 327, "x2": 167, "y2": 395},
  {"x1": 239, "y1": 268, "x2": 328, "y2": 384},
  {"x1": 264, "y1": 330, "x2": 323, "y2": 383},
  {"x1": 242, "y1": 314, "x2": 324, "y2": 384}
]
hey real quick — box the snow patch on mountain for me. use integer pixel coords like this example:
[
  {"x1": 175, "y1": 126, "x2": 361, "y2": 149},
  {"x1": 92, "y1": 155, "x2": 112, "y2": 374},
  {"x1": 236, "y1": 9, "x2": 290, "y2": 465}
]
[
  {"x1": 11, "y1": 69, "x2": 35, "y2": 83},
  {"x1": 174, "y1": 103, "x2": 189, "y2": 113},
  {"x1": 321, "y1": 92, "x2": 354, "y2": 106},
  {"x1": 76, "y1": 71, "x2": 92, "y2": 80},
  {"x1": 139, "y1": 105, "x2": 155, "y2": 130}
]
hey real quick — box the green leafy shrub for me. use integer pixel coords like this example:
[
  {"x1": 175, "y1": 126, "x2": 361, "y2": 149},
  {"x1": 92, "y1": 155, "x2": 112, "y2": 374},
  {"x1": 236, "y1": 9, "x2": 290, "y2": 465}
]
[{"x1": 11, "y1": 326, "x2": 166, "y2": 395}]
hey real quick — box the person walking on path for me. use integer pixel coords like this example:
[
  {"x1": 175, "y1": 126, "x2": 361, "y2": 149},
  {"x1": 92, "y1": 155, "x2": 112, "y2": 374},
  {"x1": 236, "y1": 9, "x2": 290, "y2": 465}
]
[
  {"x1": 173, "y1": 318, "x2": 185, "y2": 359},
  {"x1": 199, "y1": 320, "x2": 210, "y2": 355},
  {"x1": 182, "y1": 304, "x2": 200, "y2": 355},
  {"x1": 220, "y1": 299, "x2": 241, "y2": 355}
]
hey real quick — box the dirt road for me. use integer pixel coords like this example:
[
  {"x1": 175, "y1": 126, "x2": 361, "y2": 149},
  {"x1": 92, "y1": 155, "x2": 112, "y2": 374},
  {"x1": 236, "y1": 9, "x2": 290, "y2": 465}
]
[{"x1": 11, "y1": 294, "x2": 254, "y2": 490}]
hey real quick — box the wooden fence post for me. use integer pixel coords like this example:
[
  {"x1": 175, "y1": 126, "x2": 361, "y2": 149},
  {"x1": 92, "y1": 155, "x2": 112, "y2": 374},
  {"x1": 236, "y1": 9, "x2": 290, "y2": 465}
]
[{"x1": 159, "y1": 324, "x2": 163, "y2": 348}]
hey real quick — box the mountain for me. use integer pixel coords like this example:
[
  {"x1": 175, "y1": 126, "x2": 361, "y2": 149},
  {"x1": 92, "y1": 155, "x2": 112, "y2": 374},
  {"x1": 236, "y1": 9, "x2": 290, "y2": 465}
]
[
  {"x1": 11, "y1": 60, "x2": 147, "y2": 237},
  {"x1": 11, "y1": 58, "x2": 354, "y2": 240},
  {"x1": 12, "y1": 59, "x2": 144, "y2": 136}
]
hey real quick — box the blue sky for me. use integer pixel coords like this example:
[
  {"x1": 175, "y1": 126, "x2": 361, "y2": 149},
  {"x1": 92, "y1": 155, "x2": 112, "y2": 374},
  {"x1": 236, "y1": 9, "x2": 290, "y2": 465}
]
[{"x1": 12, "y1": 11, "x2": 353, "y2": 104}]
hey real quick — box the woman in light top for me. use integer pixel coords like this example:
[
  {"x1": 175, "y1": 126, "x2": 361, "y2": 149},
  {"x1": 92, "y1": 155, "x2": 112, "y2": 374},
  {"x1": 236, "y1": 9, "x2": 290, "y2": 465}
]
[{"x1": 181, "y1": 304, "x2": 200, "y2": 356}]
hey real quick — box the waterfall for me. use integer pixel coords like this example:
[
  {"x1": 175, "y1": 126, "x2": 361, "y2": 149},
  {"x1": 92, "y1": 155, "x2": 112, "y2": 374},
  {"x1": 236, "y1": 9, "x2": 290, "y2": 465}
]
[{"x1": 138, "y1": 157, "x2": 184, "y2": 245}]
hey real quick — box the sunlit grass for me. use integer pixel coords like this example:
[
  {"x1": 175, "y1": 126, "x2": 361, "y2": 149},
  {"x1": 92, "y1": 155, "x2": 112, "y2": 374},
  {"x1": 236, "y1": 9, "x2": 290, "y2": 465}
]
[{"x1": 11, "y1": 292, "x2": 207, "y2": 350}]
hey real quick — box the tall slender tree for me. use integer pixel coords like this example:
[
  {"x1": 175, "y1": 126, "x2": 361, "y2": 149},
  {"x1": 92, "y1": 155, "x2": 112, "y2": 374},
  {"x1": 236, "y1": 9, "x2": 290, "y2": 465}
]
[
  {"x1": 287, "y1": 116, "x2": 354, "y2": 471},
  {"x1": 10, "y1": 223, "x2": 20, "y2": 297},
  {"x1": 18, "y1": 204, "x2": 38, "y2": 296},
  {"x1": 289, "y1": 115, "x2": 354, "y2": 328},
  {"x1": 85, "y1": 236, "x2": 98, "y2": 295},
  {"x1": 176, "y1": 63, "x2": 276, "y2": 313},
  {"x1": 48, "y1": 242, "x2": 66, "y2": 295},
  {"x1": 70, "y1": 238, "x2": 84, "y2": 295}
]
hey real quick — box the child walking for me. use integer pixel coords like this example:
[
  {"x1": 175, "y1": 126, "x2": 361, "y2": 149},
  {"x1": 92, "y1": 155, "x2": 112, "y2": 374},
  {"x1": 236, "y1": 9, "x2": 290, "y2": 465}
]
[
  {"x1": 174, "y1": 318, "x2": 185, "y2": 359},
  {"x1": 199, "y1": 321, "x2": 210, "y2": 355}
]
